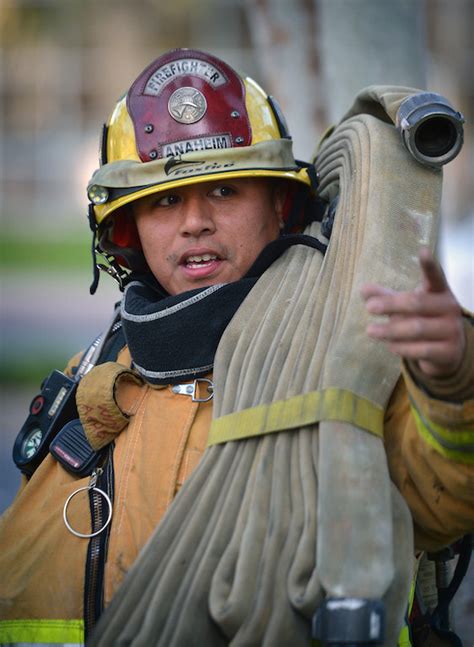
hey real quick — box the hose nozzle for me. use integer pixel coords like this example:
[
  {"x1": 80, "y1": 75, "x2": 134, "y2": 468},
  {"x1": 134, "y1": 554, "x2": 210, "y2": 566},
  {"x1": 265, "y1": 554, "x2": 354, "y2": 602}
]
[
  {"x1": 312, "y1": 597, "x2": 385, "y2": 645},
  {"x1": 396, "y1": 92, "x2": 464, "y2": 168}
]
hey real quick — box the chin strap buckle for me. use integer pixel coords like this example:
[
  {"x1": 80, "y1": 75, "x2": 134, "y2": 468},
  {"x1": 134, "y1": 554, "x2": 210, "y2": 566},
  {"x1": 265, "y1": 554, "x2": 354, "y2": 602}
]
[{"x1": 96, "y1": 250, "x2": 130, "y2": 291}]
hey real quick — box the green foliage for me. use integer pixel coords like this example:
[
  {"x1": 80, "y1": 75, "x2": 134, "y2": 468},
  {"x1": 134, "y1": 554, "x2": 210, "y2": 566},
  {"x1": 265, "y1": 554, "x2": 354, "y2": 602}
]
[
  {"x1": 0, "y1": 356, "x2": 69, "y2": 387},
  {"x1": 0, "y1": 233, "x2": 93, "y2": 385},
  {"x1": 0, "y1": 234, "x2": 90, "y2": 272}
]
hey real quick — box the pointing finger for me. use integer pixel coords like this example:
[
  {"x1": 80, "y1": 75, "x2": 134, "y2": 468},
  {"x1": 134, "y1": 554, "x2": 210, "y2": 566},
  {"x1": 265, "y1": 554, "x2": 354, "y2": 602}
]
[{"x1": 419, "y1": 247, "x2": 449, "y2": 294}]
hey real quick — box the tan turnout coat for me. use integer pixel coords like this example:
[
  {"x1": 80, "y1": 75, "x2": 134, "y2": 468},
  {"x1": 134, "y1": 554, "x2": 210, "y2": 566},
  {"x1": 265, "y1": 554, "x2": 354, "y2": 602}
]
[{"x1": 1, "y1": 322, "x2": 473, "y2": 639}]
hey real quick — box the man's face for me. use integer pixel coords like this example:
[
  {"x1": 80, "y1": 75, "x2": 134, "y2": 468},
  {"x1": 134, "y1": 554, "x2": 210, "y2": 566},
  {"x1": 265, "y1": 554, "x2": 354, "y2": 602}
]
[{"x1": 133, "y1": 178, "x2": 285, "y2": 295}]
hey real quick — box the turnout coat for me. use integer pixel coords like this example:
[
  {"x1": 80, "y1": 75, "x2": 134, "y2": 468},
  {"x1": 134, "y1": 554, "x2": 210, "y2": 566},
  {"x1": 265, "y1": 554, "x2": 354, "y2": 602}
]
[{"x1": 0, "y1": 319, "x2": 473, "y2": 646}]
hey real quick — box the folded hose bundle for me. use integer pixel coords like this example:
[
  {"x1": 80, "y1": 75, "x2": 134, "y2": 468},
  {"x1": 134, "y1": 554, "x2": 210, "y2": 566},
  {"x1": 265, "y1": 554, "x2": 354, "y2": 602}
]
[{"x1": 88, "y1": 87, "x2": 444, "y2": 646}]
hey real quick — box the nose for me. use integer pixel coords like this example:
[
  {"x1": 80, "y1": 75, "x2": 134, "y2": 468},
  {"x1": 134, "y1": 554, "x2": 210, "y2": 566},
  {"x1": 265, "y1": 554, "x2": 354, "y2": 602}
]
[{"x1": 179, "y1": 195, "x2": 216, "y2": 238}]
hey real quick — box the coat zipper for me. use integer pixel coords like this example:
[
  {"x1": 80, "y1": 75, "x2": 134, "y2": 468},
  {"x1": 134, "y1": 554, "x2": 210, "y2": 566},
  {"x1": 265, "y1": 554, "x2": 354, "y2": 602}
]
[{"x1": 83, "y1": 446, "x2": 114, "y2": 639}]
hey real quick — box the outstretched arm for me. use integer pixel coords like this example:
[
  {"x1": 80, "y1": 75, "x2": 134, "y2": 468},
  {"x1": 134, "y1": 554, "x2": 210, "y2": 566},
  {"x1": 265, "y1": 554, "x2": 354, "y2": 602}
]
[{"x1": 362, "y1": 249, "x2": 474, "y2": 550}]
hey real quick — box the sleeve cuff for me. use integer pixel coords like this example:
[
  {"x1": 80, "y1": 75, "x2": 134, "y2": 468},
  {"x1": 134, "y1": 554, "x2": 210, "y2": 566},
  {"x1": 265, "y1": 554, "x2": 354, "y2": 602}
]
[
  {"x1": 405, "y1": 316, "x2": 474, "y2": 403},
  {"x1": 402, "y1": 338, "x2": 474, "y2": 464}
]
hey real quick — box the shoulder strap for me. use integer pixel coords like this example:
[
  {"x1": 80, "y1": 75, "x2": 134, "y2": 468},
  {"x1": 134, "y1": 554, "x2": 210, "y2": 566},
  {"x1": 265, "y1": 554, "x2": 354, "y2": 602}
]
[
  {"x1": 48, "y1": 316, "x2": 126, "y2": 477},
  {"x1": 96, "y1": 318, "x2": 126, "y2": 365},
  {"x1": 430, "y1": 534, "x2": 472, "y2": 635}
]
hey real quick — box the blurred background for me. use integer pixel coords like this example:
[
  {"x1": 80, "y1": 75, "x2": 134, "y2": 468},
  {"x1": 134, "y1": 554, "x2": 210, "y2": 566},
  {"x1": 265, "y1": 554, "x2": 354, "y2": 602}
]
[{"x1": 0, "y1": 0, "x2": 473, "y2": 637}]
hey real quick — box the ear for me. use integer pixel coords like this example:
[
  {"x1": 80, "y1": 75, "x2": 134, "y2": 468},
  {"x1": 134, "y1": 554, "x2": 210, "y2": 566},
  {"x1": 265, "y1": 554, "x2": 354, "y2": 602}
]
[{"x1": 273, "y1": 181, "x2": 289, "y2": 230}]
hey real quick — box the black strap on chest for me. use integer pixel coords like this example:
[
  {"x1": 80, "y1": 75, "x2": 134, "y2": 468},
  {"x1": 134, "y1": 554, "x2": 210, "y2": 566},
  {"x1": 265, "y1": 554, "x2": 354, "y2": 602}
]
[
  {"x1": 97, "y1": 320, "x2": 126, "y2": 365},
  {"x1": 49, "y1": 319, "x2": 126, "y2": 477}
]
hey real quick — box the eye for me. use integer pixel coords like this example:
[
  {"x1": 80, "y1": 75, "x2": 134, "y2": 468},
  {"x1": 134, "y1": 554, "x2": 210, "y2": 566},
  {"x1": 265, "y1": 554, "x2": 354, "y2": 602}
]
[
  {"x1": 155, "y1": 193, "x2": 180, "y2": 207},
  {"x1": 209, "y1": 185, "x2": 236, "y2": 198}
]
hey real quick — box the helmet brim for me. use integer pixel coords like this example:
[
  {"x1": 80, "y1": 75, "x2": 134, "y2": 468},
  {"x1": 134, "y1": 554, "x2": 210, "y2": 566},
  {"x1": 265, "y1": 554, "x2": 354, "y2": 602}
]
[{"x1": 89, "y1": 140, "x2": 312, "y2": 224}]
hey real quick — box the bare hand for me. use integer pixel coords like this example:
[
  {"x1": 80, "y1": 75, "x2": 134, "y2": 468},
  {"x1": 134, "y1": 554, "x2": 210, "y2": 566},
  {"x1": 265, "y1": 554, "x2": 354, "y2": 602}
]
[{"x1": 361, "y1": 248, "x2": 466, "y2": 378}]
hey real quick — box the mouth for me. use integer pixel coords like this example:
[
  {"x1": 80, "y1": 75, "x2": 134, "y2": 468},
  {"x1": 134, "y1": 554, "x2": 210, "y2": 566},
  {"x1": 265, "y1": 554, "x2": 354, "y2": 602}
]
[
  {"x1": 179, "y1": 250, "x2": 224, "y2": 280},
  {"x1": 183, "y1": 252, "x2": 220, "y2": 269}
]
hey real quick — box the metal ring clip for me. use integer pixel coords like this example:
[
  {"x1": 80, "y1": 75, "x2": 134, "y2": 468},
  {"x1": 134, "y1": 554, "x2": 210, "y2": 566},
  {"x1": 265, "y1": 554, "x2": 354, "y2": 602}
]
[
  {"x1": 63, "y1": 470, "x2": 113, "y2": 538},
  {"x1": 193, "y1": 378, "x2": 214, "y2": 402}
]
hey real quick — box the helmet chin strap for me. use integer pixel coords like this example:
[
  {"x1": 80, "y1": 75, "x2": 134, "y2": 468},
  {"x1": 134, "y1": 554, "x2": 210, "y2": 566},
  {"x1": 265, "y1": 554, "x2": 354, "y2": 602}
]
[
  {"x1": 88, "y1": 204, "x2": 101, "y2": 295},
  {"x1": 88, "y1": 204, "x2": 130, "y2": 295}
]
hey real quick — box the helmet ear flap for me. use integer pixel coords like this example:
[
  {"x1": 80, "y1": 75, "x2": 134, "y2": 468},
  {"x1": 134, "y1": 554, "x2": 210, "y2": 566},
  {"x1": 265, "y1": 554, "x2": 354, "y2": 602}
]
[
  {"x1": 98, "y1": 207, "x2": 147, "y2": 273},
  {"x1": 281, "y1": 183, "x2": 297, "y2": 222},
  {"x1": 111, "y1": 207, "x2": 142, "y2": 250}
]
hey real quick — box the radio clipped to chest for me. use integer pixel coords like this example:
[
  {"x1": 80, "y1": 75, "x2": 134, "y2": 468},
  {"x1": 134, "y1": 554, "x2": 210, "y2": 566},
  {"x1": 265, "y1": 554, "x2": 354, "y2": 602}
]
[
  {"x1": 13, "y1": 307, "x2": 123, "y2": 478},
  {"x1": 13, "y1": 370, "x2": 78, "y2": 477}
]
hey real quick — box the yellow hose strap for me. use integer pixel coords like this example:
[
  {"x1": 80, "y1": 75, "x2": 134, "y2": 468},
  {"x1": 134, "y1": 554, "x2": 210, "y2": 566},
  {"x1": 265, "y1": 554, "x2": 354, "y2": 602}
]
[
  {"x1": 411, "y1": 402, "x2": 474, "y2": 465},
  {"x1": 0, "y1": 618, "x2": 84, "y2": 644},
  {"x1": 208, "y1": 388, "x2": 384, "y2": 446}
]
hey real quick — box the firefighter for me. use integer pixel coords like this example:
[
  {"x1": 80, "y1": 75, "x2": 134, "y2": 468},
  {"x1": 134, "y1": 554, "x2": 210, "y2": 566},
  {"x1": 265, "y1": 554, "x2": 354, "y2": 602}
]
[{"x1": 0, "y1": 48, "x2": 472, "y2": 646}]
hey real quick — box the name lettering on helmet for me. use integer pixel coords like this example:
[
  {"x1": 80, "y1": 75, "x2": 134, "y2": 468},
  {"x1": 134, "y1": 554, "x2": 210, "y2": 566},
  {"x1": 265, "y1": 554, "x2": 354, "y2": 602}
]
[
  {"x1": 163, "y1": 135, "x2": 231, "y2": 158},
  {"x1": 164, "y1": 156, "x2": 205, "y2": 175},
  {"x1": 164, "y1": 158, "x2": 236, "y2": 177},
  {"x1": 145, "y1": 58, "x2": 227, "y2": 95}
]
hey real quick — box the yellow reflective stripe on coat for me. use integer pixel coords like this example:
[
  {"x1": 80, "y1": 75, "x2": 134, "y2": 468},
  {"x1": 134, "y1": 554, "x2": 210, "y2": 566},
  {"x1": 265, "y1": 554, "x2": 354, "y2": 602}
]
[
  {"x1": 0, "y1": 619, "x2": 84, "y2": 645},
  {"x1": 208, "y1": 388, "x2": 384, "y2": 445},
  {"x1": 397, "y1": 550, "x2": 424, "y2": 647},
  {"x1": 398, "y1": 613, "x2": 412, "y2": 646},
  {"x1": 398, "y1": 575, "x2": 417, "y2": 646},
  {"x1": 411, "y1": 401, "x2": 474, "y2": 464}
]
